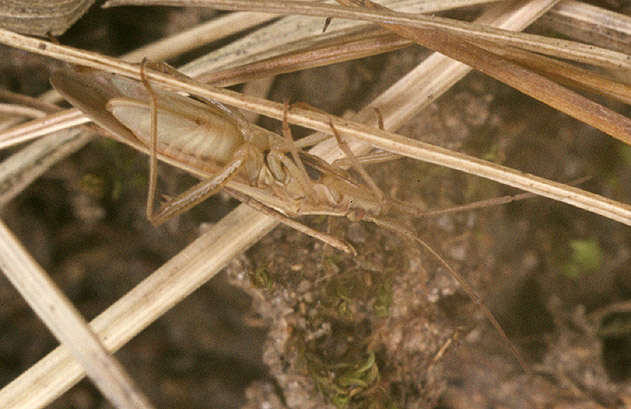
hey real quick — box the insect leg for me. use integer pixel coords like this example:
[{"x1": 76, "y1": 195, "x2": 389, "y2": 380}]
[
  {"x1": 327, "y1": 118, "x2": 386, "y2": 206},
  {"x1": 330, "y1": 107, "x2": 400, "y2": 169},
  {"x1": 138, "y1": 59, "x2": 248, "y2": 227},
  {"x1": 139, "y1": 59, "x2": 161, "y2": 222},
  {"x1": 148, "y1": 152, "x2": 248, "y2": 226},
  {"x1": 225, "y1": 187, "x2": 356, "y2": 255},
  {"x1": 280, "y1": 101, "x2": 319, "y2": 200}
]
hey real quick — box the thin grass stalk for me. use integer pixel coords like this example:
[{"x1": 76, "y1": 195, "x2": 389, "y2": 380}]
[
  {"x1": 38, "y1": 10, "x2": 279, "y2": 103},
  {"x1": 336, "y1": 0, "x2": 631, "y2": 144},
  {"x1": 0, "y1": 104, "x2": 46, "y2": 118},
  {"x1": 103, "y1": 0, "x2": 631, "y2": 71},
  {"x1": 196, "y1": 27, "x2": 410, "y2": 86},
  {"x1": 471, "y1": 40, "x2": 631, "y2": 105},
  {"x1": 543, "y1": 0, "x2": 631, "y2": 55},
  {"x1": 0, "y1": 206, "x2": 277, "y2": 409},
  {"x1": 178, "y1": 0, "x2": 485, "y2": 77},
  {"x1": 2, "y1": 13, "x2": 630, "y2": 224},
  {"x1": 100, "y1": 0, "x2": 631, "y2": 144},
  {"x1": 0, "y1": 109, "x2": 88, "y2": 149},
  {"x1": 123, "y1": 11, "x2": 278, "y2": 63},
  {"x1": 0, "y1": 220, "x2": 156, "y2": 409}
]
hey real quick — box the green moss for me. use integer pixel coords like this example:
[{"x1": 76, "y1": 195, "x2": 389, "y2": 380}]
[
  {"x1": 482, "y1": 142, "x2": 500, "y2": 162},
  {"x1": 374, "y1": 279, "x2": 392, "y2": 318},
  {"x1": 562, "y1": 238, "x2": 603, "y2": 279},
  {"x1": 249, "y1": 267, "x2": 274, "y2": 290},
  {"x1": 618, "y1": 144, "x2": 631, "y2": 166},
  {"x1": 331, "y1": 275, "x2": 357, "y2": 319},
  {"x1": 79, "y1": 173, "x2": 107, "y2": 199},
  {"x1": 307, "y1": 351, "x2": 380, "y2": 409}
]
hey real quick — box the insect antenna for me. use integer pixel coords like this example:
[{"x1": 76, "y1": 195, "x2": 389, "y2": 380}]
[
  {"x1": 368, "y1": 215, "x2": 530, "y2": 373},
  {"x1": 324, "y1": 110, "x2": 530, "y2": 372}
]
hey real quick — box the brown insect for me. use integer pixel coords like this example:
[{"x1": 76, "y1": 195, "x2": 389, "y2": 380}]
[{"x1": 50, "y1": 63, "x2": 529, "y2": 371}]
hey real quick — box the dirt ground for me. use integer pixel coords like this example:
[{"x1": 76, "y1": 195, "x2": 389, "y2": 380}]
[{"x1": 1, "y1": 3, "x2": 630, "y2": 409}]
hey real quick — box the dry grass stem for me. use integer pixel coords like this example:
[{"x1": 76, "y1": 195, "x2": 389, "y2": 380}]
[
  {"x1": 0, "y1": 104, "x2": 45, "y2": 119},
  {"x1": 0, "y1": 89, "x2": 63, "y2": 114},
  {"x1": 0, "y1": 129, "x2": 92, "y2": 209},
  {"x1": 179, "y1": 0, "x2": 427, "y2": 77},
  {"x1": 0, "y1": 2, "x2": 629, "y2": 223},
  {"x1": 196, "y1": 27, "x2": 410, "y2": 86},
  {"x1": 336, "y1": 0, "x2": 631, "y2": 144},
  {"x1": 0, "y1": 0, "x2": 95, "y2": 36},
  {"x1": 122, "y1": 11, "x2": 278, "y2": 63},
  {"x1": 0, "y1": 221, "x2": 156, "y2": 409},
  {"x1": 470, "y1": 40, "x2": 631, "y2": 105},
  {"x1": 0, "y1": 206, "x2": 278, "y2": 409},
  {"x1": 104, "y1": 0, "x2": 631, "y2": 70},
  {"x1": 99, "y1": 0, "x2": 631, "y2": 144},
  {"x1": 2, "y1": 31, "x2": 631, "y2": 224},
  {"x1": 544, "y1": 0, "x2": 631, "y2": 55},
  {"x1": 0, "y1": 108, "x2": 88, "y2": 149}
]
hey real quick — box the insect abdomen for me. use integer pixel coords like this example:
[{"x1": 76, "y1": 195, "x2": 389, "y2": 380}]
[{"x1": 108, "y1": 94, "x2": 245, "y2": 165}]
